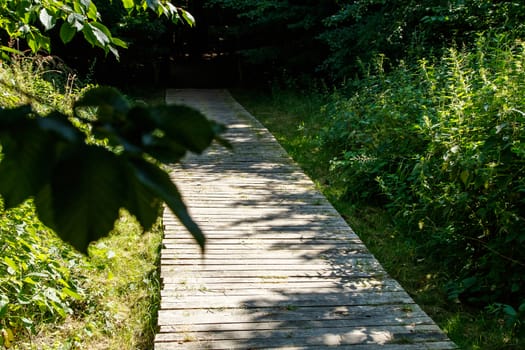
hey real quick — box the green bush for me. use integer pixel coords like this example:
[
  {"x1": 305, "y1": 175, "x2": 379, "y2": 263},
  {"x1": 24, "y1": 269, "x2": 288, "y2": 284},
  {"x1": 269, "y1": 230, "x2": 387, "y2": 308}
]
[
  {"x1": 322, "y1": 33, "x2": 525, "y2": 314},
  {"x1": 318, "y1": 1, "x2": 525, "y2": 80},
  {"x1": 322, "y1": 55, "x2": 429, "y2": 204},
  {"x1": 0, "y1": 201, "x2": 87, "y2": 345},
  {"x1": 0, "y1": 56, "x2": 88, "y2": 347}
]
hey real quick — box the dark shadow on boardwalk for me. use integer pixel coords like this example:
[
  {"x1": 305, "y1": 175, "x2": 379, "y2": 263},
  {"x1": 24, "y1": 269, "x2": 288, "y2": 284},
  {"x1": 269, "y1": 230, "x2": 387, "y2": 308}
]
[{"x1": 155, "y1": 89, "x2": 457, "y2": 349}]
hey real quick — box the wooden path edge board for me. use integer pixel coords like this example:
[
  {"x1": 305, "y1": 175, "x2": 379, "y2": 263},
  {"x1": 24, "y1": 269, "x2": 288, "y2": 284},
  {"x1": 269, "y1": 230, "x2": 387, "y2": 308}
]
[{"x1": 154, "y1": 89, "x2": 457, "y2": 350}]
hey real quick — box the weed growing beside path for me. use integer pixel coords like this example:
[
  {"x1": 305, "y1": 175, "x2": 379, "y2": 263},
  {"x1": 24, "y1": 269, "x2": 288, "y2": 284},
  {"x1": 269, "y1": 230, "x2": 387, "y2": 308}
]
[{"x1": 0, "y1": 58, "x2": 162, "y2": 349}]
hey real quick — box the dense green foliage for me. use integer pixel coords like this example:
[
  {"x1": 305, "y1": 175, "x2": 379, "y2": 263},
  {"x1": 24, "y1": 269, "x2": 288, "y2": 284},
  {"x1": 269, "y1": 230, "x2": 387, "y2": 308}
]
[
  {"x1": 0, "y1": 59, "x2": 164, "y2": 349},
  {"x1": 0, "y1": 0, "x2": 193, "y2": 59},
  {"x1": 321, "y1": 35, "x2": 525, "y2": 313},
  {"x1": 1, "y1": 205, "x2": 163, "y2": 349},
  {"x1": 0, "y1": 201, "x2": 86, "y2": 346},
  {"x1": 203, "y1": 0, "x2": 525, "y2": 81},
  {"x1": 318, "y1": 0, "x2": 525, "y2": 78}
]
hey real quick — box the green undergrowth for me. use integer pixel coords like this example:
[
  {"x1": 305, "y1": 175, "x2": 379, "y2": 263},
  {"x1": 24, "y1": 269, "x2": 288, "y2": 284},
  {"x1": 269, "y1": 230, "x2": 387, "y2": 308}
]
[
  {"x1": 0, "y1": 57, "x2": 162, "y2": 349},
  {"x1": 1, "y1": 204, "x2": 162, "y2": 349},
  {"x1": 232, "y1": 37, "x2": 525, "y2": 347}
]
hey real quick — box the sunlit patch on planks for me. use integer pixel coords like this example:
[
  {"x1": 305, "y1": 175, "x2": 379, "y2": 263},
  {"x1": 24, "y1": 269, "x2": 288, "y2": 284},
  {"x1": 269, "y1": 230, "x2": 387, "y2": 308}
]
[{"x1": 155, "y1": 89, "x2": 457, "y2": 349}]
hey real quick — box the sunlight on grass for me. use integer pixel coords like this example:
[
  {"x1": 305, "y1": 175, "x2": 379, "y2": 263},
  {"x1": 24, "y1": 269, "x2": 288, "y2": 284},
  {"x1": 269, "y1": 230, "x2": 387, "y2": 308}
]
[
  {"x1": 10, "y1": 210, "x2": 162, "y2": 349},
  {"x1": 0, "y1": 58, "x2": 164, "y2": 348}
]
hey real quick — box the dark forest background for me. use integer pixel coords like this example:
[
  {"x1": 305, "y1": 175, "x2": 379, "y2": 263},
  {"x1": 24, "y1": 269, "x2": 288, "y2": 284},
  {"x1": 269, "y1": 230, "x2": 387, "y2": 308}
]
[{"x1": 51, "y1": 1, "x2": 525, "y2": 88}]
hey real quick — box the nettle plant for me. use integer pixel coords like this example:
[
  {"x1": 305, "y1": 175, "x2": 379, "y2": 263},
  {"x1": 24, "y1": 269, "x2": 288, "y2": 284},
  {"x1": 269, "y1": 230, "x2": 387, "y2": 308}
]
[
  {"x1": 322, "y1": 33, "x2": 525, "y2": 313},
  {"x1": 0, "y1": 201, "x2": 86, "y2": 337}
]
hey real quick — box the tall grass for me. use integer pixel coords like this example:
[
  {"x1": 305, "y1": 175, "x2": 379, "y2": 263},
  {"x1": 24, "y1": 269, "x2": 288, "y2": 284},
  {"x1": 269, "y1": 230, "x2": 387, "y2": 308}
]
[
  {"x1": 0, "y1": 57, "x2": 162, "y2": 349},
  {"x1": 322, "y1": 34, "x2": 525, "y2": 313}
]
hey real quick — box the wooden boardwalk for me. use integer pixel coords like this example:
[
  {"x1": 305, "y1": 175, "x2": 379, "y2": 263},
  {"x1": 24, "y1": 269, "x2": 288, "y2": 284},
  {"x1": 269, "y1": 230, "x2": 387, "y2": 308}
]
[{"x1": 154, "y1": 89, "x2": 457, "y2": 349}]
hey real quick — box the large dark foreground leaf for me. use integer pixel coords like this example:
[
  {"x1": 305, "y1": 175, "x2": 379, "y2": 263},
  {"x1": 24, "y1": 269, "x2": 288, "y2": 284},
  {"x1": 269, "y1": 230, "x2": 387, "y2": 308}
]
[
  {"x1": 35, "y1": 147, "x2": 127, "y2": 253},
  {"x1": 0, "y1": 87, "x2": 226, "y2": 253},
  {"x1": 129, "y1": 158, "x2": 206, "y2": 251}
]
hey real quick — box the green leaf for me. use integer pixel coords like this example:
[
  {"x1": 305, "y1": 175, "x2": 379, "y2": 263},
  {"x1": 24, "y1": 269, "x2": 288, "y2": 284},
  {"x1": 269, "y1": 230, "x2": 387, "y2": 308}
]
[
  {"x1": 26, "y1": 32, "x2": 40, "y2": 53},
  {"x1": 67, "y1": 13, "x2": 85, "y2": 31},
  {"x1": 61, "y1": 287, "x2": 83, "y2": 301},
  {"x1": 82, "y1": 23, "x2": 101, "y2": 48},
  {"x1": 37, "y1": 112, "x2": 83, "y2": 143},
  {"x1": 20, "y1": 317, "x2": 33, "y2": 328},
  {"x1": 86, "y1": 1, "x2": 99, "y2": 20},
  {"x1": 59, "y1": 22, "x2": 76, "y2": 44},
  {"x1": 107, "y1": 45, "x2": 120, "y2": 60},
  {"x1": 90, "y1": 22, "x2": 113, "y2": 40},
  {"x1": 35, "y1": 146, "x2": 127, "y2": 253},
  {"x1": 39, "y1": 8, "x2": 56, "y2": 31},
  {"x1": 129, "y1": 158, "x2": 205, "y2": 251},
  {"x1": 0, "y1": 105, "x2": 32, "y2": 126},
  {"x1": 150, "y1": 105, "x2": 215, "y2": 154},
  {"x1": 519, "y1": 301, "x2": 525, "y2": 313},
  {"x1": 80, "y1": 0, "x2": 92, "y2": 9},
  {"x1": 29, "y1": 30, "x2": 51, "y2": 52},
  {"x1": 179, "y1": 8, "x2": 195, "y2": 27},
  {"x1": 0, "y1": 45, "x2": 23, "y2": 56},
  {"x1": 146, "y1": 0, "x2": 160, "y2": 11},
  {"x1": 122, "y1": 0, "x2": 135, "y2": 10},
  {"x1": 503, "y1": 304, "x2": 518, "y2": 317},
  {"x1": 111, "y1": 36, "x2": 128, "y2": 49},
  {"x1": 123, "y1": 161, "x2": 162, "y2": 231},
  {"x1": 142, "y1": 136, "x2": 187, "y2": 163},
  {"x1": 460, "y1": 170, "x2": 470, "y2": 186},
  {"x1": 3, "y1": 257, "x2": 18, "y2": 275},
  {"x1": 84, "y1": 22, "x2": 110, "y2": 47}
]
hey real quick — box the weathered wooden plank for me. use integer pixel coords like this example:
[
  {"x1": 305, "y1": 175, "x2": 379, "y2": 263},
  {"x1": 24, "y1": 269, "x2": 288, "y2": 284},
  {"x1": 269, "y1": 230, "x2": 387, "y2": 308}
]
[
  {"x1": 160, "y1": 259, "x2": 382, "y2": 271},
  {"x1": 160, "y1": 267, "x2": 386, "y2": 278},
  {"x1": 160, "y1": 275, "x2": 387, "y2": 285},
  {"x1": 155, "y1": 341, "x2": 457, "y2": 350},
  {"x1": 162, "y1": 227, "x2": 358, "y2": 235},
  {"x1": 159, "y1": 251, "x2": 369, "y2": 261},
  {"x1": 159, "y1": 248, "x2": 370, "y2": 259},
  {"x1": 160, "y1": 292, "x2": 415, "y2": 310},
  {"x1": 161, "y1": 289, "x2": 411, "y2": 302},
  {"x1": 164, "y1": 235, "x2": 356, "y2": 242},
  {"x1": 160, "y1": 255, "x2": 374, "y2": 265},
  {"x1": 161, "y1": 276, "x2": 405, "y2": 292},
  {"x1": 157, "y1": 303, "x2": 428, "y2": 325},
  {"x1": 162, "y1": 277, "x2": 401, "y2": 290},
  {"x1": 162, "y1": 243, "x2": 366, "y2": 251},
  {"x1": 162, "y1": 234, "x2": 364, "y2": 243},
  {"x1": 158, "y1": 317, "x2": 438, "y2": 334},
  {"x1": 155, "y1": 324, "x2": 448, "y2": 344},
  {"x1": 155, "y1": 335, "x2": 457, "y2": 350},
  {"x1": 165, "y1": 241, "x2": 360, "y2": 248}
]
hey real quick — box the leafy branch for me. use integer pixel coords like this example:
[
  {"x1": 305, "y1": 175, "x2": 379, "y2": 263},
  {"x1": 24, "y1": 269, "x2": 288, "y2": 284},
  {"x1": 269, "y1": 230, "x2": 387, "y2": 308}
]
[
  {"x1": 0, "y1": 0, "x2": 195, "y2": 59},
  {"x1": 0, "y1": 86, "x2": 227, "y2": 253}
]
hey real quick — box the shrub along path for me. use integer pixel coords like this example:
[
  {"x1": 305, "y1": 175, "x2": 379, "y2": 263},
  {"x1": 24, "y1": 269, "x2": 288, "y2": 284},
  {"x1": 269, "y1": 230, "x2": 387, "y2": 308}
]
[{"x1": 154, "y1": 89, "x2": 457, "y2": 349}]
